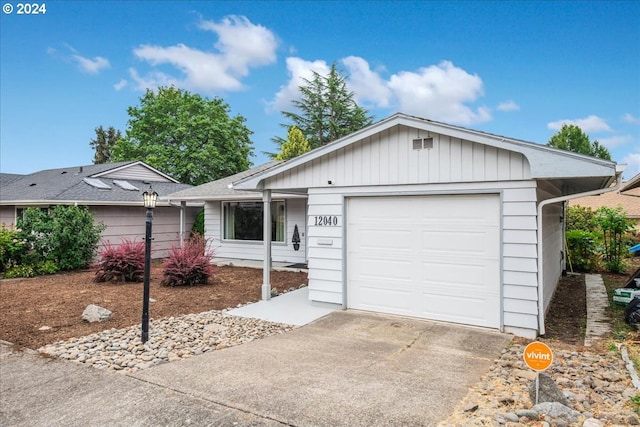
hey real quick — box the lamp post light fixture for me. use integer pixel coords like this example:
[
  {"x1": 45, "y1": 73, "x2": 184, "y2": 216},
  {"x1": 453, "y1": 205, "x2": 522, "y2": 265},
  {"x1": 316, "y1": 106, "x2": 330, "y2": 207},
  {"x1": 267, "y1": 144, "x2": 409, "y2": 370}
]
[{"x1": 141, "y1": 186, "x2": 158, "y2": 343}]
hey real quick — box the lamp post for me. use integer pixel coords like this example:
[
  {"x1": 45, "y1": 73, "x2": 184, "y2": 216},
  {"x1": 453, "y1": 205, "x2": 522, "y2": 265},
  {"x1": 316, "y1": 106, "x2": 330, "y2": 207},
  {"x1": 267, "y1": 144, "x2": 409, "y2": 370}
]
[{"x1": 141, "y1": 186, "x2": 158, "y2": 343}]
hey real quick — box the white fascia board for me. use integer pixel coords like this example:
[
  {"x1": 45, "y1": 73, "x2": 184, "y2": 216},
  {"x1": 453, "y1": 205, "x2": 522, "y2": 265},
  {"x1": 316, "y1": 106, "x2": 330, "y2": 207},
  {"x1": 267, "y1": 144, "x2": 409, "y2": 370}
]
[
  {"x1": 161, "y1": 192, "x2": 307, "y2": 202},
  {"x1": 1, "y1": 200, "x2": 178, "y2": 207}
]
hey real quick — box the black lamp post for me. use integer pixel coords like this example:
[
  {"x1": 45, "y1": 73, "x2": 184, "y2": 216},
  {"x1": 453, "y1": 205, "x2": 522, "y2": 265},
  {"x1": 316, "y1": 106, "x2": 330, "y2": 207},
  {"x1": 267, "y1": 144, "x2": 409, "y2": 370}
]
[{"x1": 141, "y1": 186, "x2": 158, "y2": 343}]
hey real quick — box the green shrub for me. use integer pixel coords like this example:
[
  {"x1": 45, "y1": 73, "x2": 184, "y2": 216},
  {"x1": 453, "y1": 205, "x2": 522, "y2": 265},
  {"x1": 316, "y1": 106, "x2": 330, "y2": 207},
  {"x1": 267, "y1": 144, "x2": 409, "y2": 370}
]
[
  {"x1": 191, "y1": 208, "x2": 204, "y2": 236},
  {"x1": 566, "y1": 230, "x2": 599, "y2": 272},
  {"x1": 94, "y1": 239, "x2": 145, "y2": 283},
  {"x1": 35, "y1": 260, "x2": 59, "y2": 275},
  {"x1": 566, "y1": 205, "x2": 597, "y2": 232},
  {"x1": 3, "y1": 264, "x2": 36, "y2": 279},
  {"x1": 0, "y1": 223, "x2": 28, "y2": 272},
  {"x1": 595, "y1": 206, "x2": 634, "y2": 273},
  {"x1": 162, "y1": 233, "x2": 214, "y2": 286},
  {"x1": 19, "y1": 206, "x2": 106, "y2": 271}
]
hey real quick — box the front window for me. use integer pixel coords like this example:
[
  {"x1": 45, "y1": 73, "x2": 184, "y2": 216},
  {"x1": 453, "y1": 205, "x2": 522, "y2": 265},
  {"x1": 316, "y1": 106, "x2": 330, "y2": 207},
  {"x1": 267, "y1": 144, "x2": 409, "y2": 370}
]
[{"x1": 223, "y1": 201, "x2": 285, "y2": 242}]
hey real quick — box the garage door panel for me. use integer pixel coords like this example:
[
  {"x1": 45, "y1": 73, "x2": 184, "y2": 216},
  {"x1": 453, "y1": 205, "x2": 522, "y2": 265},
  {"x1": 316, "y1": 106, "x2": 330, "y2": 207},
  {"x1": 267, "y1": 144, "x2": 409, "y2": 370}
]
[{"x1": 348, "y1": 195, "x2": 500, "y2": 329}]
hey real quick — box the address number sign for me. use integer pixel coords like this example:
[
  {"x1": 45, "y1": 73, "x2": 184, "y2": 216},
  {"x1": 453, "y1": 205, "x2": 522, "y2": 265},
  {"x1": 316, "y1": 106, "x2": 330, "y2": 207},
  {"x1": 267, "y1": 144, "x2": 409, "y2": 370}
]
[{"x1": 314, "y1": 215, "x2": 339, "y2": 226}]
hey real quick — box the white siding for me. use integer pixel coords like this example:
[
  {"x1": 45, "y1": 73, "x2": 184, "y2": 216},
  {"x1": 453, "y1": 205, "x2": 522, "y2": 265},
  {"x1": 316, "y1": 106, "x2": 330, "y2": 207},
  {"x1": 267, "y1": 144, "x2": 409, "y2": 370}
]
[
  {"x1": 265, "y1": 125, "x2": 531, "y2": 190},
  {"x1": 541, "y1": 202, "x2": 564, "y2": 313},
  {"x1": 92, "y1": 205, "x2": 198, "y2": 259},
  {"x1": 502, "y1": 186, "x2": 539, "y2": 333},
  {"x1": 204, "y1": 198, "x2": 307, "y2": 264}
]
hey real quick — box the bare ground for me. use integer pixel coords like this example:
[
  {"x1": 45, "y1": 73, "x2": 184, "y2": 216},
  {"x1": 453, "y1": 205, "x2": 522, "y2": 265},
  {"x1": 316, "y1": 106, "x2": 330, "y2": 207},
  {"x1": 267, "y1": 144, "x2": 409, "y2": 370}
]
[{"x1": 0, "y1": 264, "x2": 308, "y2": 349}]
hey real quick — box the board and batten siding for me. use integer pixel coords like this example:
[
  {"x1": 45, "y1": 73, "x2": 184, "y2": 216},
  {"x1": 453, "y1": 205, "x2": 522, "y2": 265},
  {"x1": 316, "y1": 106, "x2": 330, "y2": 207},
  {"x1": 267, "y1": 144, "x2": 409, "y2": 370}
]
[
  {"x1": 92, "y1": 205, "x2": 198, "y2": 259},
  {"x1": 265, "y1": 125, "x2": 531, "y2": 190},
  {"x1": 305, "y1": 181, "x2": 542, "y2": 337},
  {"x1": 204, "y1": 198, "x2": 307, "y2": 264}
]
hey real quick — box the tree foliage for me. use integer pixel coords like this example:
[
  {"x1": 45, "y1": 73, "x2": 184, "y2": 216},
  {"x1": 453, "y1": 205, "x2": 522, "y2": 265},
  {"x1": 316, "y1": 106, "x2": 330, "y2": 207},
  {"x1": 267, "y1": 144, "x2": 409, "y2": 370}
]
[
  {"x1": 275, "y1": 126, "x2": 311, "y2": 161},
  {"x1": 547, "y1": 124, "x2": 611, "y2": 160},
  {"x1": 111, "y1": 86, "x2": 254, "y2": 185},
  {"x1": 594, "y1": 206, "x2": 634, "y2": 273},
  {"x1": 90, "y1": 126, "x2": 122, "y2": 164},
  {"x1": 274, "y1": 63, "x2": 373, "y2": 153}
]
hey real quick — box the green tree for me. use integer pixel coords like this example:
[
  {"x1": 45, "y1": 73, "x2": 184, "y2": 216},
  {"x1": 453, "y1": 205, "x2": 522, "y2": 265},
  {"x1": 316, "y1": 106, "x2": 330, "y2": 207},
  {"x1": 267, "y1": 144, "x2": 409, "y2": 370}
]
[
  {"x1": 547, "y1": 124, "x2": 611, "y2": 160},
  {"x1": 275, "y1": 126, "x2": 312, "y2": 161},
  {"x1": 90, "y1": 126, "x2": 122, "y2": 164},
  {"x1": 275, "y1": 63, "x2": 373, "y2": 152},
  {"x1": 111, "y1": 86, "x2": 253, "y2": 185}
]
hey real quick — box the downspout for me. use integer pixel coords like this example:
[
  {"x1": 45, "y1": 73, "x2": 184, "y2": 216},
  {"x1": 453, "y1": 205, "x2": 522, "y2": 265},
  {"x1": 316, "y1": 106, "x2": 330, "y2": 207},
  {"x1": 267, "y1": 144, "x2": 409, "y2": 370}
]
[
  {"x1": 168, "y1": 200, "x2": 187, "y2": 247},
  {"x1": 536, "y1": 170, "x2": 623, "y2": 336}
]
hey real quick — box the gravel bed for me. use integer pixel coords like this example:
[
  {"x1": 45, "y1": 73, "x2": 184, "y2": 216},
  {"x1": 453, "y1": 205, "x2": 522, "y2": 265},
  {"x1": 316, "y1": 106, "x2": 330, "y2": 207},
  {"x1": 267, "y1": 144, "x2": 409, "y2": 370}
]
[
  {"x1": 440, "y1": 342, "x2": 639, "y2": 427},
  {"x1": 38, "y1": 309, "x2": 295, "y2": 374}
]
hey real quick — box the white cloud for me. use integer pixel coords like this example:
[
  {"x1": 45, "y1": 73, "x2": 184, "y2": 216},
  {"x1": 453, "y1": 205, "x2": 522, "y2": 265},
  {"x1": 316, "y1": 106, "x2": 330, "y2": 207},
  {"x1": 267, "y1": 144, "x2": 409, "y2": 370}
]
[
  {"x1": 130, "y1": 15, "x2": 278, "y2": 93},
  {"x1": 497, "y1": 100, "x2": 520, "y2": 112},
  {"x1": 268, "y1": 57, "x2": 330, "y2": 112},
  {"x1": 270, "y1": 58, "x2": 491, "y2": 124},
  {"x1": 71, "y1": 54, "x2": 110, "y2": 74},
  {"x1": 547, "y1": 115, "x2": 612, "y2": 133},
  {"x1": 621, "y1": 150, "x2": 640, "y2": 180},
  {"x1": 387, "y1": 61, "x2": 491, "y2": 124},
  {"x1": 622, "y1": 113, "x2": 640, "y2": 125},
  {"x1": 113, "y1": 79, "x2": 128, "y2": 91},
  {"x1": 342, "y1": 56, "x2": 392, "y2": 108},
  {"x1": 597, "y1": 134, "x2": 633, "y2": 148}
]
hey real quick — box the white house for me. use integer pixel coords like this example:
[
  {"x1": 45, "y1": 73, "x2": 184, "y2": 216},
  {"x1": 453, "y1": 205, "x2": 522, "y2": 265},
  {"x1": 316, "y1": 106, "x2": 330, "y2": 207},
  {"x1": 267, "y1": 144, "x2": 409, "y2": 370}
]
[{"x1": 167, "y1": 113, "x2": 621, "y2": 338}]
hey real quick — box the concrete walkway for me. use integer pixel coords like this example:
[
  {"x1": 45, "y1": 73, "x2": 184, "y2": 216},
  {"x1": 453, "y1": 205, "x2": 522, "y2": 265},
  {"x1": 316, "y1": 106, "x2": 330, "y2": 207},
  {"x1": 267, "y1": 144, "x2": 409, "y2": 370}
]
[
  {"x1": 228, "y1": 287, "x2": 339, "y2": 326},
  {"x1": 584, "y1": 273, "x2": 613, "y2": 347}
]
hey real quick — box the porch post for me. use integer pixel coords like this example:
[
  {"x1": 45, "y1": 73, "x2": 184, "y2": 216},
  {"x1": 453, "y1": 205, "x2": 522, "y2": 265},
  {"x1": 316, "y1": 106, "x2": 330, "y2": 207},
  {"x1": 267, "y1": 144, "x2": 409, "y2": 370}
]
[
  {"x1": 180, "y1": 201, "x2": 186, "y2": 247},
  {"x1": 262, "y1": 190, "x2": 272, "y2": 301}
]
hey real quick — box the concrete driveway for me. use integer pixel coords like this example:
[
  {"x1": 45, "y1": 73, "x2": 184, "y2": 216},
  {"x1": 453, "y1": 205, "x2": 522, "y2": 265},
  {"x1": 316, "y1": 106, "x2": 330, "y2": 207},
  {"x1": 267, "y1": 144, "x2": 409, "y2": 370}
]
[
  {"x1": 134, "y1": 310, "x2": 512, "y2": 426},
  {"x1": 1, "y1": 310, "x2": 511, "y2": 426}
]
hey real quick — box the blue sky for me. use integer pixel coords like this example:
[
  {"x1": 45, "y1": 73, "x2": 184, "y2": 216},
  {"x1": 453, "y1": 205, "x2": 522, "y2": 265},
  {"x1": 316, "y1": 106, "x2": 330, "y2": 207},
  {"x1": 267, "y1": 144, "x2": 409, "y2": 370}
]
[{"x1": 1, "y1": 1, "x2": 639, "y2": 179}]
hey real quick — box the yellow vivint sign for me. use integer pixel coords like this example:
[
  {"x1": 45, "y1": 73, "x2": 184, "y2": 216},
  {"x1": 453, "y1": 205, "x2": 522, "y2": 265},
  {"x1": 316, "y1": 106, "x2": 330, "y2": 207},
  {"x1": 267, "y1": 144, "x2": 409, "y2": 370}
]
[{"x1": 523, "y1": 341, "x2": 553, "y2": 371}]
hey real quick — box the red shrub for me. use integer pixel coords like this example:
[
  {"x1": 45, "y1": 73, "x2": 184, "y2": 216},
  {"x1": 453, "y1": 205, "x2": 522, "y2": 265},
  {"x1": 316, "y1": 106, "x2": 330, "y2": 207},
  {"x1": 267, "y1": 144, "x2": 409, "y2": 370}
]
[
  {"x1": 94, "y1": 239, "x2": 145, "y2": 283},
  {"x1": 161, "y1": 233, "x2": 214, "y2": 286}
]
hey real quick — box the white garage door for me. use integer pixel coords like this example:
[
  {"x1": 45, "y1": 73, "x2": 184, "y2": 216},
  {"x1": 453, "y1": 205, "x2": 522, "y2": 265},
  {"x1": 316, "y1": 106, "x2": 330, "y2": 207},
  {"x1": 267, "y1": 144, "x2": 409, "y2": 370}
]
[{"x1": 347, "y1": 195, "x2": 500, "y2": 328}]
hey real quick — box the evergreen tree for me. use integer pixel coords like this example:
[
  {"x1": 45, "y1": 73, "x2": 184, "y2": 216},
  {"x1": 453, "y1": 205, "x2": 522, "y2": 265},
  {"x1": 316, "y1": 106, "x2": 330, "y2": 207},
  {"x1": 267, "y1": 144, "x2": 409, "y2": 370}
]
[
  {"x1": 275, "y1": 126, "x2": 312, "y2": 161},
  {"x1": 276, "y1": 63, "x2": 373, "y2": 152},
  {"x1": 90, "y1": 126, "x2": 122, "y2": 164}
]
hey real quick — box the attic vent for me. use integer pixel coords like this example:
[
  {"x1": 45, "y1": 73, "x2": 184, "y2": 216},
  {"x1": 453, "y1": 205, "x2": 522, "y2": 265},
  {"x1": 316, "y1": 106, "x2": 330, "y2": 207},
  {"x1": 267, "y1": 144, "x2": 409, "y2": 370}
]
[
  {"x1": 412, "y1": 137, "x2": 434, "y2": 150},
  {"x1": 83, "y1": 177, "x2": 111, "y2": 190},
  {"x1": 113, "y1": 180, "x2": 139, "y2": 191},
  {"x1": 61, "y1": 171, "x2": 67, "y2": 175}
]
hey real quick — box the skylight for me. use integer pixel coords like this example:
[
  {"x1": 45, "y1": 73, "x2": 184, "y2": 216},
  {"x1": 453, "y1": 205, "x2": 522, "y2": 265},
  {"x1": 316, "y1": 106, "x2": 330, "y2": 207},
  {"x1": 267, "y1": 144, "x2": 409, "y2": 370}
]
[
  {"x1": 83, "y1": 177, "x2": 111, "y2": 190},
  {"x1": 113, "y1": 180, "x2": 139, "y2": 191}
]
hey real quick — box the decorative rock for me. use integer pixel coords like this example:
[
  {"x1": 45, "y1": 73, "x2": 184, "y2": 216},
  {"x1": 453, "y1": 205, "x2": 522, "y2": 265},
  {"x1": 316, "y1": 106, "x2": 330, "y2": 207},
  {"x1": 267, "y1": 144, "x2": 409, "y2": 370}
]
[
  {"x1": 81, "y1": 304, "x2": 112, "y2": 323},
  {"x1": 582, "y1": 418, "x2": 604, "y2": 427},
  {"x1": 38, "y1": 326, "x2": 52, "y2": 331},
  {"x1": 532, "y1": 402, "x2": 580, "y2": 422},
  {"x1": 528, "y1": 373, "x2": 571, "y2": 407}
]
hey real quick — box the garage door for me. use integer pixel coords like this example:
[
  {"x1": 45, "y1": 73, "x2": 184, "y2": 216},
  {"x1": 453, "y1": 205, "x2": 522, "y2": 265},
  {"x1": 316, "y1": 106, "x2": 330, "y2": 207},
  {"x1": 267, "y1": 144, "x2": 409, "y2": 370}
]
[{"x1": 347, "y1": 195, "x2": 500, "y2": 328}]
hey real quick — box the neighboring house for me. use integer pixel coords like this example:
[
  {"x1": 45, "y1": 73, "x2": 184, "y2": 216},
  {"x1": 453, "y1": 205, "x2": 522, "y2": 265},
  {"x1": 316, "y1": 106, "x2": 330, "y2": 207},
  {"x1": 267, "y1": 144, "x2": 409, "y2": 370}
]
[
  {"x1": 569, "y1": 185, "x2": 640, "y2": 230},
  {"x1": 166, "y1": 113, "x2": 620, "y2": 339},
  {"x1": 0, "y1": 161, "x2": 200, "y2": 258}
]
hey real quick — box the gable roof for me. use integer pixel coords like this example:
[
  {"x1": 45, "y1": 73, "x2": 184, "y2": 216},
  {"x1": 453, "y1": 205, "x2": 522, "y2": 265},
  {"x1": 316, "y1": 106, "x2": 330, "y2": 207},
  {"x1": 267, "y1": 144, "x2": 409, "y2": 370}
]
[
  {"x1": 0, "y1": 161, "x2": 191, "y2": 206},
  {"x1": 163, "y1": 162, "x2": 283, "y2": 201},
  {"x1": 233, "y1": 113, "x2": 617, "y2": 193}
]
